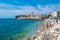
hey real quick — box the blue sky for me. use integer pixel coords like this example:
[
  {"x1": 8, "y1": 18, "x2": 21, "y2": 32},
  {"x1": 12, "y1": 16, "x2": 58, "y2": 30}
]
[{"x1": 0, "y1": 0, "x2": 60, "y2": 18}]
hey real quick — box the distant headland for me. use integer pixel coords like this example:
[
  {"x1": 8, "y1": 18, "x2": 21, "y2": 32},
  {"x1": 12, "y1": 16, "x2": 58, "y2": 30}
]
[
  {"x1": 15, "y1": 11, "x2": 60, "y2": 20},
  {"x1": 15, "y1": 12, "x2": 41, "y2": 20}
]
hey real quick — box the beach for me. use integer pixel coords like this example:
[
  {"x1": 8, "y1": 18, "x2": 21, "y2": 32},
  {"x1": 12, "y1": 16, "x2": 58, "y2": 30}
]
[{"x1": 29, "y1": 19, "x2": 60, "y2": 40}]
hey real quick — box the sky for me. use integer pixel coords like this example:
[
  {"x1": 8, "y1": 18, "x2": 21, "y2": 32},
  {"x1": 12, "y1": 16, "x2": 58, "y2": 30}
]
[{"x1": 0, "y1": 0, "x2": 60, "y2": 18}]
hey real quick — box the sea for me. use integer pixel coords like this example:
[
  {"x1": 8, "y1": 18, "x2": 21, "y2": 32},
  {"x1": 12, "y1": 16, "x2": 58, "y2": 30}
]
[{"x1": 0, "y1": 18, "x2": 42, "y2": 40}]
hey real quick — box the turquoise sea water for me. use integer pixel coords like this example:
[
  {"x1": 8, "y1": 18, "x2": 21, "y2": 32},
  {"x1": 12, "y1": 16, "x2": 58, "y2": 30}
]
[{"x1": 0, "y1": 19, "x2": 42, "y2": 40}]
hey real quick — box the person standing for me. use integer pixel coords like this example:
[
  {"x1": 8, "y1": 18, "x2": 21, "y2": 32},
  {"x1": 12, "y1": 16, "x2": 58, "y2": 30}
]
[{"x1": 56, "y1": 18, "x2": 58, "y2": 24}]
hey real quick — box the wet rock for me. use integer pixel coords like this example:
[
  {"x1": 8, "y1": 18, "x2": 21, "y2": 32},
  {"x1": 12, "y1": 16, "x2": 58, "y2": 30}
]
[{"x1": 25, "y1": 38, "x2": 30, "y2": 40}]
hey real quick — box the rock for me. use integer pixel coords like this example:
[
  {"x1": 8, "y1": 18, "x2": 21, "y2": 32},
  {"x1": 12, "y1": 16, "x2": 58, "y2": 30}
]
[{"x1": 25, "y1": 38, "x2": 30, "y2": 40}]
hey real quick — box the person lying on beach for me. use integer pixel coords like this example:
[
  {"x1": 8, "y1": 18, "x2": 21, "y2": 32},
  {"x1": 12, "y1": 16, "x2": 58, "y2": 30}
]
[{"x1": 42, "y1": 24, "x2": 47, "y2": 31}]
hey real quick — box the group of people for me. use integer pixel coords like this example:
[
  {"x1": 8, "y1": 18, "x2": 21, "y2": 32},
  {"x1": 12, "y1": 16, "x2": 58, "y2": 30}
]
[{"x1": 42, "y1": 19, "x2": 55, "y2": 31}]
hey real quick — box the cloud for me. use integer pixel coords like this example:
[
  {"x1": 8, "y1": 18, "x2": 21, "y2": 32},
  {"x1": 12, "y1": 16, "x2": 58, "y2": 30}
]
[
  {"x1": 37, "y1": 4, "x2": 60, "y2": 14},
  {"x1": 0, "y1": 3, "x2": 60, "y2": 18},
  {"x1": 0, "y1": 3, "x2": 22, "y2": 10},
  {"x1": 13, "y1": 1, "x2": 20, "y2": 3}
]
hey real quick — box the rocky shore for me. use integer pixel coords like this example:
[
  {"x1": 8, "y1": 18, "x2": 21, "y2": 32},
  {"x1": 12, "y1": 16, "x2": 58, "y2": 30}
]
[
  {"x1": 25, "y1": 19, "x2": 60, "y2": 40},
  {"x1": 32, "y1": 20, "x2": 60, "y2": 40}
]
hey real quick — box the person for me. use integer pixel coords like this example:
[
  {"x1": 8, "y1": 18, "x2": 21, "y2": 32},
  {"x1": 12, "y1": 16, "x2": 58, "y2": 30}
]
[
  {"x1": 42, "y1": 23, "x2": 47, "y2": 31},
  {"x1": 56, "y1": 18, "x2": 58, "y2": 24},
  {"x1": 46, "y1": 22, "x2": 49, "y2": 28}
]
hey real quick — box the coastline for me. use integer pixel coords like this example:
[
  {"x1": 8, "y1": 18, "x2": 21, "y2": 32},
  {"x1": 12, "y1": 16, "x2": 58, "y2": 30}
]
[
  {"x1": 24, "y1": 18, "x2": 58, "y2": 40},
  {"x1": 1, "y1": 18, "x2": 59, "y2": 40},
  {"x1": 29, "y1": 20, "x2": 60, "y2": 40},
  {"x1": 8, "y1": 19, "x2": 60, "y2": 40},
  {"x1": 24, "y1": 20, "x2": 45, "y2": 40},
  {"x1": 8, "y1": 21, "x2": 41, "y2": 40}
]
